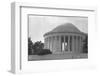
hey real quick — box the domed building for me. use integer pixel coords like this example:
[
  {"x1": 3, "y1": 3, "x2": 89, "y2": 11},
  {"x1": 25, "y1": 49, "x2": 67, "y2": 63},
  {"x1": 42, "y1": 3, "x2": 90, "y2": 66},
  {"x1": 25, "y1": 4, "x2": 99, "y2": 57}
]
[{"x1": 43, "y1": 23, "x2": 87, "y2": 54}]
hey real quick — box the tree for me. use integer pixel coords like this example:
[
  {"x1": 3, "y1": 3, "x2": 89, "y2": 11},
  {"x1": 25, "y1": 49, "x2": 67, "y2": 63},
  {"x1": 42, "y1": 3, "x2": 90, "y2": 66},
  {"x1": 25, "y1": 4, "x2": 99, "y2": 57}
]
[
  {"x1": 33, "y1": 41, "x2": 52, "y2": 55},
  {"x1": 28, "y1": 39, "x2": 52, "y2": 55},
  {"x1": 28, "y1": 37, "x2": 34, "y2": 55},
  {"x1": 32, "y1": 41, "x2": 44, "y2": 54}
]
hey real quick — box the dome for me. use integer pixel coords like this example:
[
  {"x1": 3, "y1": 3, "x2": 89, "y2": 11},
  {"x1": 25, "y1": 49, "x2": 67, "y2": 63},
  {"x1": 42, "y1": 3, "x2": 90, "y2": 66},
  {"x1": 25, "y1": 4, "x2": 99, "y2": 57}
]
[
  {"x1": 51, "y1": 23, "x2": 81, "y2": 33},
  {"x1": 44, "y1": 23, "x2": 82, "y2": 36}
]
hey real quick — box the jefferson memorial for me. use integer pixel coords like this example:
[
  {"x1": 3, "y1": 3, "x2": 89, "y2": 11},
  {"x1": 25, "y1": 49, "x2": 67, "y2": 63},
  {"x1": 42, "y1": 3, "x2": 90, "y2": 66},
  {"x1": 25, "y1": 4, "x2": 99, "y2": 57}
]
[{"x1": 43, "y1": 23, "x2": 87, "y2": 54}]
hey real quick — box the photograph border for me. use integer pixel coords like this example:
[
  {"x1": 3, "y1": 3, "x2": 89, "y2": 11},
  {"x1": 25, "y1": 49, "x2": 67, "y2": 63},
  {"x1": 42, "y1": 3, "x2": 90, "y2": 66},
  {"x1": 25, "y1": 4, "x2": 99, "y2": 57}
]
[{"x1": 27, "y1": 14, "x2": 88, "y2": 61}]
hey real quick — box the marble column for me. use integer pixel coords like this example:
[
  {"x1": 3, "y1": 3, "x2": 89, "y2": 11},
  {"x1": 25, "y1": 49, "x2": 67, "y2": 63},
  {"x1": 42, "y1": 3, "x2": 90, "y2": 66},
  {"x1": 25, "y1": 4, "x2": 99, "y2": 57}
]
[
  {"x1": 59, "y1": 36, "x2": 61, "y2": 52},
  {"x1": 79, "y1": 36, "x2": 81, "y2": 53},
  {"x1": 81, "y1": 36, "x2": 83, "y2": 53},
  {"x1": 48, "y1": 37, "x2": 50, "y2": 49},
  {"x1": 47, "y1": 38, "x2": 48, "y2": 49},
  {"x1": 78, "y1": 36, "x2": 80, "y2": 53},
  {"x1": 46, "y1": 38, "x2": 48, "y2": 49},
  {"x1": 77, "y1": 36, "x2": 79, "y2": 53},
  {"x1": 68, "y1": 36, "x2": 70, "y2": 52},
  {"x1": 46, "y1": 38, "x2": 47, "y2": 49},
  {"x1": 53, "y1": 36, "x2": 56, "y2": 52},
  {"x1": 70, "y1": 36, "x2": 72, "y2": 51},
  {"x1": 53, "y1": 36, "x2": 54, "y2": 52},
  {"x1": 54, "y1": 36, "x2": 56, "y2": 52},
  {"x1": 80, "y1": 36, "x2": 82, "y2": 53},
  {"x1": 45, "y1": 38, "x2": 46, "y2": 49},
  {"x1": 72, "y1": 36, "x2": 74, "y2": 53},
  {"x1": 56, "y1": 36, "x2": 59, "y2": 52},
  {"x1": 49, "y1": 37, "x2": 51, "y2": 51},
  {"x1": 64, "y1": 36, "x2": 65, "y2": 51},
  {"x1": 74, "y1": 36, "x2": 76, "y2": 53},
  {"x1": 75, "y1": 36, "x2": 77, "y2": 53},
  {"x1": 76, "y1": 36, "x2": 78, "y2": 53},
  {"x1": 44, "y1": 38, "x2": 46, "y2": 49},
  {"x1": 55, "y1": 36, "x2": 57, "y2": 52},
  {"x1": 51, "y1": 37, "x2": 53, "y2": 52}
]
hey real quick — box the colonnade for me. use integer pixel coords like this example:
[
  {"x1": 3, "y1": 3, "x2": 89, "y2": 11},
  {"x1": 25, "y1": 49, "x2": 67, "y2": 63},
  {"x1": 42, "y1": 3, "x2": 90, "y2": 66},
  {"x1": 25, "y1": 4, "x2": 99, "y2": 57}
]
[{"x1": 44, "y1": 35, "x2": 83, "y2": 53}]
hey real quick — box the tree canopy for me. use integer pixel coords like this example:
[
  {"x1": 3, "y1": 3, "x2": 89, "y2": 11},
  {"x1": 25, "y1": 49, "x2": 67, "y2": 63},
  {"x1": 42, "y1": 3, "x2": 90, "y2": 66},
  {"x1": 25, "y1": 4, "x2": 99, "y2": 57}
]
[
  {"x1": 28, "y1": 37, "x2": 52, "y2": 55},
  {"x1": 28, "y1": 37, "x2": 34, "y2": 55}
]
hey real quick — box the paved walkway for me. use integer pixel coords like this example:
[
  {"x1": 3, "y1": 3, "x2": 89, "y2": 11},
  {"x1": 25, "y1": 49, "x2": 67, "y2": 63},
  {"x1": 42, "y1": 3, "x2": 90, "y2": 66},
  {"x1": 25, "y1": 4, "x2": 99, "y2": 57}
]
[{"x1": 28, "y1": 53, "x2": 88, "y2": 61}]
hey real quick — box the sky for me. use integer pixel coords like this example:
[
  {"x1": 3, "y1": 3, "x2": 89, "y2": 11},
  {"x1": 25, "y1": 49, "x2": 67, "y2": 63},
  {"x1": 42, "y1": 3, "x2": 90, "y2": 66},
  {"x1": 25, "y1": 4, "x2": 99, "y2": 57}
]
[{"x1": 29, "y1": 15, "x2": 88, "y2": 43}]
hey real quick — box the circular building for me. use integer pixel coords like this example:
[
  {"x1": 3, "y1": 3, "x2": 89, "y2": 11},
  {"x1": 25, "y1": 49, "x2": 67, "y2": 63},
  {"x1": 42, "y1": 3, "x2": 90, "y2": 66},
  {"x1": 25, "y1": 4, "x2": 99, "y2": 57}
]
[{"x1": 43, "y1": 23, "x2": 87, "y2": 54}]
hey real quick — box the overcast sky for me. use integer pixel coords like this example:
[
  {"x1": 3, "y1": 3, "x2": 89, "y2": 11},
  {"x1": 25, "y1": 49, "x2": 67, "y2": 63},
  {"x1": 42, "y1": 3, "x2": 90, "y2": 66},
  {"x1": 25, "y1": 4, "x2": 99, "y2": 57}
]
[{"x1": 29, "y1": 15, "x2": 88, "y2": 43}]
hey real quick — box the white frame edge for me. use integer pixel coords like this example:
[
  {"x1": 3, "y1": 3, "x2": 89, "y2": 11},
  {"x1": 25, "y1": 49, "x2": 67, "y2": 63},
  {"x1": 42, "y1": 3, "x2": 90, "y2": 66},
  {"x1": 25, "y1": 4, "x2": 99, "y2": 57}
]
[{"x1": 11, "y1": 2, "x2": 21, "y2": 74}]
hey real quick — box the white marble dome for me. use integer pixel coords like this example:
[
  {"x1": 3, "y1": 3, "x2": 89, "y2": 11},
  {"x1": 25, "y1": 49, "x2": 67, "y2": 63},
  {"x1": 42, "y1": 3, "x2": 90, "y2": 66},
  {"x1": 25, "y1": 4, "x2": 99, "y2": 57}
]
[
  {"x1": 44, "y1": 23, "x2": 83, "y2": 36},
  {"x1": 51, "y1": 23, "x2": 81, "y2": 33}
]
